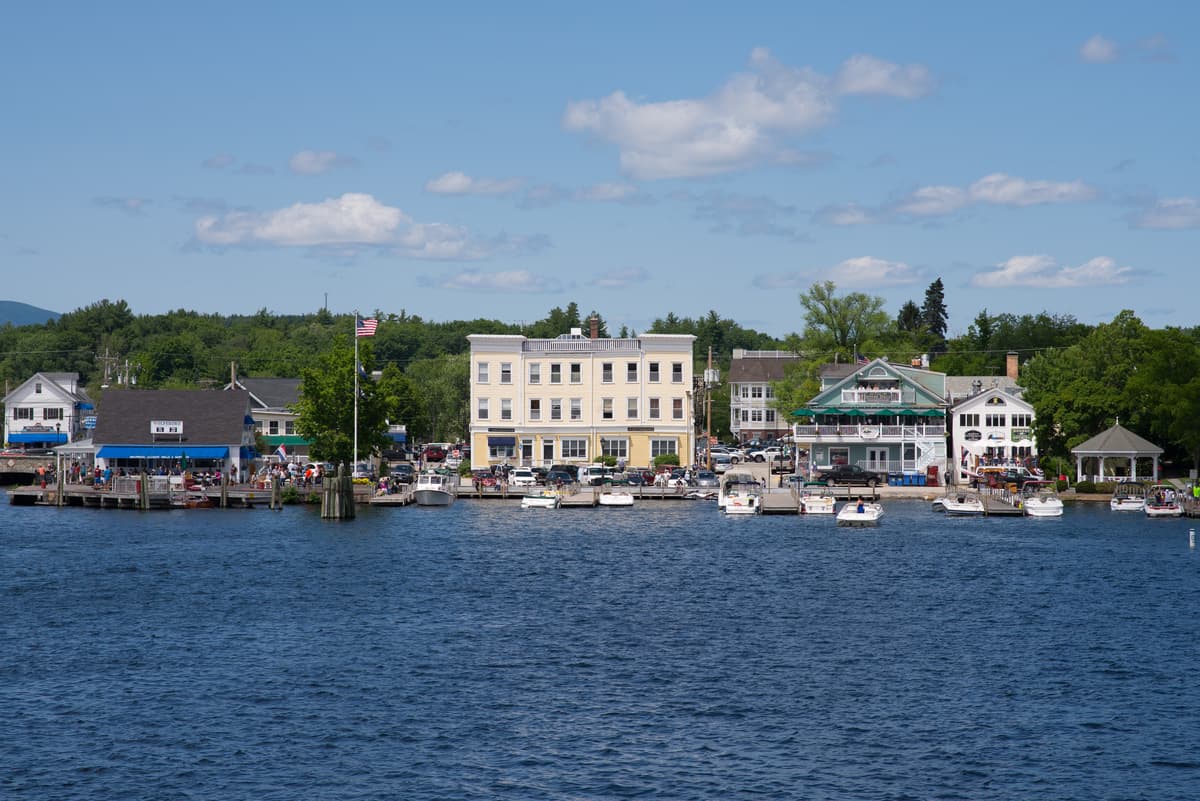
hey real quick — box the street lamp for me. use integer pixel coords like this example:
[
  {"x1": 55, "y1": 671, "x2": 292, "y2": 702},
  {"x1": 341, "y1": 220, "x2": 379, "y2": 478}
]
[{"x1": 703, "y1": 346, "x2": 720, "y2": 470}]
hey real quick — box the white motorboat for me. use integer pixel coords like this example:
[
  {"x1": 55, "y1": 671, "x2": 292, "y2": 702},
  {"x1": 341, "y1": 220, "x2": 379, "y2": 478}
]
[
  {"x1": 797, "y1": 483, "x2": 836, "y2": 515},
  {"x1": 1110, "y1": 482, "x2": 1147, "y2": 511},
  {"x1": 597, "y1": 490, "x2": 634, "y2": 508},
  {"x1": 520, "y1": 488, "x2": 561, "y2": 509},
  {"x1": 413, "y1": 471, "x2": 457, "y2": 506},
  {"x1": 941, "y1": 491, "x2": 985, "y2": 516},
  {"x1": 719, "y1": 471, "x2": 762, "y2": 515},
  {"x1": 1021, "y1": 481, "x2": 1063, "y2": 517},
  {"x1": 1145, "y1": 485, "x2": 1183, "y2": 518},
  {"x1": 836, "y1": 499, "x2": 883, "y2": 527}
]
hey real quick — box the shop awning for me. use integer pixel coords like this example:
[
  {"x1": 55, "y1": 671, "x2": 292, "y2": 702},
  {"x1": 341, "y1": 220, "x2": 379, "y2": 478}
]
[
  {"x1": 262, "y1": 435, "x2": 309, "y2": 446},
  {"x1": 919, "y1": 409, "x2": 946, "y2": 417},
  {"x1": 97, "y1": 445, "x2": 230, "y2": 459},
  {"x1": 487, "y1": 436, "x2": 516, "y2": 446},
  {"x1": 9, "y1": 432, "x2": 68, "y2": 443},
  {"x1": 791, "y1": 408, "x2": 817, "y2": 416},
  {"x1": 388, "y1": 431, "x2": 407, "y2": 442}
]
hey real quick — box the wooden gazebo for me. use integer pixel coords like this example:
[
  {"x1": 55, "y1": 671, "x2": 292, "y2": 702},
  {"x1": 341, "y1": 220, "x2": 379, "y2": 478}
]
[{"x1": 1070, "y1": 421, "x2": 1163, "y2": 482}]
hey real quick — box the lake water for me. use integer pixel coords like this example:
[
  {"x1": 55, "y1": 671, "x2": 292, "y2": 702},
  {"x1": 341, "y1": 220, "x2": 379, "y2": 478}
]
[{"x1": 3, "y1": 498, "x2": 1199, "y2": 800}]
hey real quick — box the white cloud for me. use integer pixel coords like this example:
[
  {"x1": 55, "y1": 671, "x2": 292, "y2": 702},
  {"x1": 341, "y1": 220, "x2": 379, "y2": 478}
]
[
  {"x1": 288, "y1": 149, "x2": 358, "y2": 175},
  {"x1": 202, "y1": 153, "x2": 235, "y2": 169},
  {"x1": 563, "y1": 48, "x2": 931, "y2": 180},
  {"x1": 752, "y1": 256, "x2": 919, "y2": 290},
  {"x1": 590, "y1": 267, "x2": 648, "y2": 289},
  {"x1": 193, "y1": 192, "x2": 541, "y2": 260},
  {"x1": 834, "y1": 54, "x2": 934, "y2": 98},
  {"x1": 971, "y1": 255, "x2": 1134, "y2": 288},
  {"x1": 425, "y1": 171, "x2": 522, "y2": 195},
  {"x1": 968, "y1": 173, "x2": 1097, "y2": 206},
  {"x1": 94, "y1": 196, "x2": 151, "y2": 215},
  {"x1": 894, "y1": 185, "x2": 969, "y2": 217},
  {"x1": 829, "y1": 256, "x2": 920, "y2": 287},
  {"x1": 1133, "y1": 197, "x2": 1200, "y2": 229},
  {"x1": 1080, "y1": 35, "x2": 1119, "y2": 63},
  {"x1": 813, "y1": 203, "x2": 875, "y2": 226},
  {"x1": 423, "y1": 269, "x2": 562, "y2": 293}
]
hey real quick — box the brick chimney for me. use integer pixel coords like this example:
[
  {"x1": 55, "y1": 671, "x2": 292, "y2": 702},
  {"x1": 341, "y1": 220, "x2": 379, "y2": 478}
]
[
  {"x1": 589, "y1": 315, "x2": 599, "y2": 339},
  {"x1": 1006, "y1": 351, "x2": 1019, "y2": 381}
]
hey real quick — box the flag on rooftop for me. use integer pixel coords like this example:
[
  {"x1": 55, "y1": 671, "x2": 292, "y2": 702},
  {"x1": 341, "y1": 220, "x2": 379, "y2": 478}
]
[
  {"x1": 855, "y1": 352, "x2": 869, "y2": 365},
  {"x1": 356, "y1": 316, "x2": 378, "y2": 337}
]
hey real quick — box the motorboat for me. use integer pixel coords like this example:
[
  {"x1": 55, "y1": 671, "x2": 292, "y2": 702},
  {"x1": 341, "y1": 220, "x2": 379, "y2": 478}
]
[
  {"x1": 1021, "y1": 480, "x2": 1063, "y2": 517},
  {"x1": 836, "y1": 499, "x2": 883, "y2": 527},
  {"x1": 413, "y1": 471, "x2": 457, "y2": 506},
  {"x1": 797, "y1": 482, "x2": 836, "y2": 515},
  {"x1": 1109, "y1": 482, "x2": 1147, "y2": 512},
  {"x1": 719, "y1": 471, "x2": 762, "y2": 515},
  {"x1": 941, "y1": 491, "x2": 985, "y2": 516},
  {"x1": 520, "y1": 488, "x2": 561, "y2": 509},
  {"x1": 597, "y1": 490, "x2": 635, "y2": 508},
  {"x1": 1145, "y1": 485, "x2": 1183, "y2": 518}
]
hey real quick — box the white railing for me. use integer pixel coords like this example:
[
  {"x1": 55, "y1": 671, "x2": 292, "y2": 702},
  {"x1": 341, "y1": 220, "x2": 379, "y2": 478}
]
[
  {"x1": 523, "y1": 339, "x2": 642, "y2": 352},
  {"x1": 840, "y1": 389, "x2": 903, "y2": 404},
  {"x1": 793, "y1": 424, "x2": 945, "y2": 438}
]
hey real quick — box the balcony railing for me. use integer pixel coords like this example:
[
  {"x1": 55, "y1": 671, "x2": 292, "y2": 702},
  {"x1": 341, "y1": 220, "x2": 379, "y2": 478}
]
[
  {"x1": 793, "y1": 423, "x2": 945, "y2": 440},
  {"x1": 840, "y1": 389, "x2": 904, "y2": 405},
  {"x1": 523, "y1": 338, "x2": 643, "y2": 352}
]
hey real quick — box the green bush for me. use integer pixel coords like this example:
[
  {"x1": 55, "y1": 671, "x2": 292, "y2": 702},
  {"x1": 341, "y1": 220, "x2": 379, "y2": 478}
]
[
  {"x1": 1073, "y1": 480, "x2": 1096, "y2": 494},
  {"x1": 598, "y1": 455, "x2": 617, "y2": 468},
  {"x1": 458, "y1": 462, "x2": 473, "y2": 477},
  {"x1": 653, "y1": 453, "x2": 680, "y2": 468},
  {"x1": 281, "y1": 485, "x2": 300, "y2": 505}
]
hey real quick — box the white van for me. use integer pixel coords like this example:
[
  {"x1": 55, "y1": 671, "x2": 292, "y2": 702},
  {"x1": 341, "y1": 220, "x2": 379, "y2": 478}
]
[{"x1": 576, "y1": 464, "x2": 614, "y2": 486}]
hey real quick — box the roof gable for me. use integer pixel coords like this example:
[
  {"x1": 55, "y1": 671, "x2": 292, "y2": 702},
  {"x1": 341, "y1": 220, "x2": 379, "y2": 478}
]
[
  {"x1": 728, "y1": 355, "x2": 800, "y2": 383},
  {"x1": 225, "y1": 377, "x2": 301, "y2": 410},
  {"x1": 1071, "y1": 422, "x2": 1163, "y2": 456},
  {"x1": 810, "y1": 359, "x2": 945, "y2": 407},
  {"x1": 3, "y1": 371, "x2": 89, "y2": 405},
  {"x1": 951, "y1": 386, "x2": 1033, "y2": 414}
]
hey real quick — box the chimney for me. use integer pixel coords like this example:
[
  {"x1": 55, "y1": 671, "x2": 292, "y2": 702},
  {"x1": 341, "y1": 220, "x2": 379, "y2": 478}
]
[
  {"x1": 1006, "y1": 351, "x2": 1019, "y2": 381},
  {"x1": 589, "y1": 315, "x2": 599, "y2": 339}
]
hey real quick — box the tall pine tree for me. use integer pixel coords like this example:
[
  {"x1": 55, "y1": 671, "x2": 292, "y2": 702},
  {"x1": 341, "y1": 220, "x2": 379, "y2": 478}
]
[{"x1": 920, "y1": 278, "x2": 948, "y2": 353}]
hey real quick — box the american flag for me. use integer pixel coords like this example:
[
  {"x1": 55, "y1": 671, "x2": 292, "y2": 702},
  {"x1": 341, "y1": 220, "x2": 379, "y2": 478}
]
[
  {"x1": 356, "y1": 316, "x2": 378, "y2": 337},
  {"x1": 855, "y1": 352, "x2": 869, "y2": 365}
]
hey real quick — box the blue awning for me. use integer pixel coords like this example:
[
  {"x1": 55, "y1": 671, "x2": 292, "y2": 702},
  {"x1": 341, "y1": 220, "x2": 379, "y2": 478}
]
[
  {"x1": 9, "y1": 432, "x2": 68, "y2": 443},
  {"x1": 77, "y1": 402, "x2": 95, "y2": 410},
  {"x1": 487, "y1": 436, "x2": 516, "y2": 446},
  {"x1": 389, "y1": 431, "x2": 407, "y2": 442},
  {"x1": 97, "y1": 445, "x2": 230, "y2": 459}
]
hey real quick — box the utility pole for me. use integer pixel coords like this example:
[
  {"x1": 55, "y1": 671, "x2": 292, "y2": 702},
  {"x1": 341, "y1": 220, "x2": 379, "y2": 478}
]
[{"x1": 703, "y1": 346, "x2": 720, "y2": 471}]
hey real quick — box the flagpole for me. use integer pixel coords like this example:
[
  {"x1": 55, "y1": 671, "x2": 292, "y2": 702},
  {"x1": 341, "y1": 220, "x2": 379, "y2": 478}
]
[{"x1": 353, "y1": 311, "x2": 359, "y2": 472}]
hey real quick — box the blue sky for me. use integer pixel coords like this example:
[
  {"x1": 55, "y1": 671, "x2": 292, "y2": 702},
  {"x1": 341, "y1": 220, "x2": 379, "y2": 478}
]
[{"x1": 3, "y1": 2, "x2": 1197, "y2": 338}]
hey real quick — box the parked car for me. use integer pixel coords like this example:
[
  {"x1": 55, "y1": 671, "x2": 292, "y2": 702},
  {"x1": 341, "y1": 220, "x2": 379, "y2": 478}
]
[
  {"x1": 694, "y1": 470, "x2": 720, "y2": 488},
  {"x1": 749, "y1": 446, "x2": 785, "y2": 463},
  {"x1": 509, "y1": 467, "x2": 537, "y2": 487},
  {"x1": 548, "y1": 464, "x2": 579, "y2": 480},
  {"x1": 352, "y1": 462, "x2": 376, "y2": 480},
  {"x1": 814, "y1": 464, "x2": 883, "y2": 487},
  {"x1": 421, "y1": 445, "x2": 446, "y2": 462},
  {"x1": 388, "y1": 463, "x2": 415, "y2": 484},
  {"x1": 545, "y1": 469, "x2": 575, "y2": 486}
]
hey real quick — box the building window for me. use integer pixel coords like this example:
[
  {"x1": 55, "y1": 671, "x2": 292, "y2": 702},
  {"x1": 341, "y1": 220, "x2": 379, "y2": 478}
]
[
  {"x1": 650, "y1": 438, "x2": 677, "y2": 458},
  {"x1": 1011, "y1": 413, "x2": 1031, "y2": 427},
  {"x1": 550, "y1": 399, "x2": 562, "y2": 420},
  {"x1": 501, "y1": 399, "x2": 512, "y2": 421},
  {"x1": 529, "y1": 363, "x2": 541, "y2": 384},
  {"x1": 626, "y1": 362, "x2": 638, "y2": 382},
  {"x1": 269, "y1": 420, "x2": 280, "y2": 435},
  {"x1": 648, "y1": 362, "x2": 660, "y2": 382},
  {"x1": 765, "y1": 386, "x2": 775, "y2": 399},
  {"x1": 602, "y1": 398, "x2": 613, "y2": 420},
  {"x1": 570, "y1": 363, "x2": 582, "y2": 384},
  {"x1": 477, "y1": 398, "x2": 489, "y2": 420},
  {"x1": 257, "y1": 421, "x2": 266, "y2": 434},
  {"x1": 285, "y1": 420, "x2": 295, "y2": 435},
  {"x1": 570, "y1": 398, "x2": 582, "y2": 421},
  {"x1": 477, "y1": 362, "x2": 489, "y2": 383},
  {"x1": 741, "y1": 409, "x2": 749, "y2": 422},
  {"x1": 550, "y1": 364, "x2": 562, "y2": 384},
  {"x1": 561, "y1": 438, "x2": 587, "y2": 459},
  {"x1": 627, "y1": 398, "x2": 638, "y2": 419},
  {"x1": 765, "y1": 409, "x2": 776, "y2": 423},
  {"x1": 13, "y1": 408, "x2": 34, "y2": 420},
  {"x1": 601, "y1": 438, "x2": 629, "y2": 459},
  {"x1": 741, "y1": 386, "x2": 749, "y2": 398},
  {"x1": 751, "y1": 386, "x2": 764, "y2": 399},
  {"x1": 829, "y1": 447, "x2": 849, "y2": 466},
  {"x1": 959, "y1": 413, "x2": 980, "y2": 427},
  {"x1": 751, "y1": 409, "x2": 763, "y2": 422},
  {"x1": 672, "y1": 362, "x2": 683, "y2": 383},
  {"x1": 489, "y1": 444, "x2": 515, "y2": 460},
  {"x1": 500, "y1": 363, "x2": 512, "y2": 384},
  {"x1": 529, "y1": 399, "x2": 541, "y2": 420},
  {"x1": 602, "y1": 363, "x2": 613, "y2": 383},
  {"x1": 44, "y1": 408, "x2": 63, "y2": 420},
  {"x1": 649, "y1": 398, "x2": 660, "y2": 419},
  {"x1": 672, "y1": 398, "x2": 684, "y2": 419},
  {"x1": 985, "y1": 414, "x2": 1006, "y2": 427}
]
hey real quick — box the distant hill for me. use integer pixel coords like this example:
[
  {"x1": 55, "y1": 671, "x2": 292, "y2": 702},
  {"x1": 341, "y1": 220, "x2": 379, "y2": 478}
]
[{"x1": 0, "y1": 300, "x2": 60, "y2": 327}]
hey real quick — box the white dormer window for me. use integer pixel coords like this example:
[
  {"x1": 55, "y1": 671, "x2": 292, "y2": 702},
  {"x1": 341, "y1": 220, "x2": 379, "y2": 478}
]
[{"x1": 35, "y1": 383, "x2": 42, "y2": 394}]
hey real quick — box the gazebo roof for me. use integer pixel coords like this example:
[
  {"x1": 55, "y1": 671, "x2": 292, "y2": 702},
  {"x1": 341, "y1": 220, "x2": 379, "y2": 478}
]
[{"x1": 1071, "y1": 422, "x2": 1162, "y2": 456}]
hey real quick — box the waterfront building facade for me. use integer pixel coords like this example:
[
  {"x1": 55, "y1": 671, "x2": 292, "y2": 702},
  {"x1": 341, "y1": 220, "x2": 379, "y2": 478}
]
[
  {"x1": 3, "y1": 371, "x2": 93, "y2": 450},
  {"x1": 467, "y1": 327, "x2": 696, "y2": 470},
  {"x1": 727, "y1": 349, "x2": 799, "y2": 444},
  {"x1": 947, "y1": 385, "x2": 1037, "y2": 483},
  {"x1": 792, "y1": 358, "x2": 948, "y2": 482},
  {"x1": 223, "y1": 375, "x2": 309, "y2": 460}
]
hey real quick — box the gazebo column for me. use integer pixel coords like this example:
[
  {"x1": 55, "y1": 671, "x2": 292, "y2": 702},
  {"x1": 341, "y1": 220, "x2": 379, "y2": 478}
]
[
  {"x1": 1076, "y1": 455, "x2": 1083, "y2": 482},
  {"x1": 1098, "y1": 456, "x2": 1105, "y2": 482},
  {"x1": 1153, "y1": 456, "x2": 1159, "y2": 482},
  {"x1": 1129, "y1": 452, "x2": 1137, "y2": 482}
]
